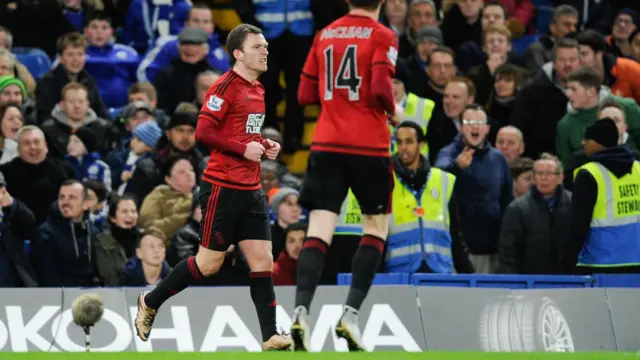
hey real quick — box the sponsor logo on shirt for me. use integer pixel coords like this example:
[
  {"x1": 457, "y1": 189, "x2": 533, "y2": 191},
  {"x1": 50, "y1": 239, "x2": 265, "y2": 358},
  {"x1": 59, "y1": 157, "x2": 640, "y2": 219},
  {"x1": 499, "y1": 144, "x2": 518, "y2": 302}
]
[
  {"x1": 387, "y1": 46, "x2": 398, "y2": 66},
  {"x1": 207, "y1": 95, "x2": 224, "y2": 111},
  {"x1": 246, "y1": 113, "x2": 265, "y2": 134}
]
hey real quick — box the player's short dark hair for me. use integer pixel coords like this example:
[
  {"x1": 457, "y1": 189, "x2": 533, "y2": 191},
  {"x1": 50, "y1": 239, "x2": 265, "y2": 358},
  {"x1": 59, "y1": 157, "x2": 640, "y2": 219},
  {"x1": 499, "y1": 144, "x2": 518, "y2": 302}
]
[
  {"x1": 567, "y1": 67, "x2": 601, "y2": 92},
  {"x1": 60, "y1": 179, "x2": 89, "y2": 200},
  {"x1": 397, "y1": 121, "x2": 425, "y2": 143},
  {"x1": 576, "y1": 29, "x2": 607, "y2": 54},
  {"x1": 84, "y1": 11, "x2": 112, "y2": 28},
  {"x1": 348, "y1": 0, "x2": 383, "y2": 11},
  {"x1": 226, "y1": 24, "x2": 263, "y2": 66}
]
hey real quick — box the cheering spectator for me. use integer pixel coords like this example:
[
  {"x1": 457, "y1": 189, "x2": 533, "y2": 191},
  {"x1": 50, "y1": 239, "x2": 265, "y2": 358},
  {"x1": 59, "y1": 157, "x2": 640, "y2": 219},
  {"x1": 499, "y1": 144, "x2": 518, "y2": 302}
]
[
  {"x1": 510, "y1": 156, "x2": 534, "y2": 198},
  {"x1": 0, "y1": 104, "x2": 23, "y2": 165},
  {"x1": 36, "y1": 32, "x2": 108, "y2": 123},
  {"x1": 0, "y1": 76, "x2": 35, "y2": 124},
  {"x1": 398, "y1": 0, "x2": 438, "y2": 57},
  {"x1": 122, "y1": 227, "x2": 172, "y2": 286},
  {"x1": 523, "y1": 5, "x2": 578, "y2": 72},
  {"x1": 83, "y1": 11, "x2": 140, "y2": 109},
  {"x1": 139, "y1": 155, "x2": 195, "y2": 239},
  {"x1": 32, "y1": 180, "x2": 100, "y2": 287},
  {"x1": 273, "y1": 222, "x2": 306, "y2": 286},
  {"x1": 66, "y1": 128, "x2": 112, "y2": 191},
  {"x1": 0, "y1": 126, "x2": 75, "y2": 225},
  {"x1": 40, "y1": 83, "x2": 112, "y2": 159},
  {"x1": 137, "y1": 4, "x2": 230, "y2": 83},
  {"x1": 0, "y1": 172, "x2": 37, "y2": 287},
  {"x1": 94, "y1": 194, "x2": 141, "y2": 286},
  {"x1": 496, "y1": 125, "x2": 525, "y2": 162},
  {"x1": 498, "y1": 153, "x2": 572, "y2": 274}
]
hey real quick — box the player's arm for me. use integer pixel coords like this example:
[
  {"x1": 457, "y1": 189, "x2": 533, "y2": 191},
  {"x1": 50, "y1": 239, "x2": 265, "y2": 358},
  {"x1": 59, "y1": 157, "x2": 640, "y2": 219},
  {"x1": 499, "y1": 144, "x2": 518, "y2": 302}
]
[
  {"x1": 370, "y1": 29, "x2": 399, "y2": 115},
  {"x1": 298, "y1": 34, "x2": 320, "y2": 105},
  {"x1": 196, "y1": 89, "x2": 247, "y2": 156}
]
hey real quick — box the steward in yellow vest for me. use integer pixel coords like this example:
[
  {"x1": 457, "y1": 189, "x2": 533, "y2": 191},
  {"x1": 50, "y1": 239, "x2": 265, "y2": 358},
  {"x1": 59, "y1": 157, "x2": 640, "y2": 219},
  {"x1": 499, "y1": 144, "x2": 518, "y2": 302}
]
[
  {"x1": 563, "y1": 119, "x2": 640, "y2": 274},
  {"x1": 386, "y1": 122, "x2": 474, "y2": 273},
  {"x1": 389, "y1": 92, "x2": 435, "y2": 157}
]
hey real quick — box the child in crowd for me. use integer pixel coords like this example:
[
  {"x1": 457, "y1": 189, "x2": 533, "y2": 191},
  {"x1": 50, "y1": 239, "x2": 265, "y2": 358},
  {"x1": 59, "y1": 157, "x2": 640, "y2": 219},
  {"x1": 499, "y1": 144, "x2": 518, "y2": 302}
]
[
  {"x1": 118, "y1": 121, "x2": 162, "y2": 195},
  {"x1": 67, "y1": 127, "x2": 112, "y2": 191},
  {"x1": 84, "y1": 180, "x2": 109, "y2": 231}
]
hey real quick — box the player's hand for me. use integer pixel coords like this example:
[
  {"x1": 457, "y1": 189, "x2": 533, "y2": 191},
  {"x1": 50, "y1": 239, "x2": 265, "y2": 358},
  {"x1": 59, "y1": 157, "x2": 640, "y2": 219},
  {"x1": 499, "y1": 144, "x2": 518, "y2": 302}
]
[
  {"x1": 262, "y1": 139, "x2": 281, "y2": 160},
  {"x1": 389, "y1": 103, "x2": 404, "y2": 127},
  {"x1": 244, "y1": 141, "x2": 265, "y2": 162},
  {"x1": 455, "y1": 147, "x2": 475, "y2": 169}
]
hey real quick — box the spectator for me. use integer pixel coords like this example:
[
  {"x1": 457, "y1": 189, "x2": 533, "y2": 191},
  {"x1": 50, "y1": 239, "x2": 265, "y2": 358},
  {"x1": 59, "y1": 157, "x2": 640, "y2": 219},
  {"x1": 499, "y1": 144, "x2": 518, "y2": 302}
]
[
  {"x1": 61, "y1": 0, "x2": 105, "y2": 31},
  {"x1": 563, "y1": 118, "x2": 640, "y2": 274},
  {"x1": 510, "y1": 156, "x2": 534, "y2": 198},
  {"x1": 122, "y1": 227, "x2": 172, "y2": 286},
  {"x1": 154, "y1": 27, "x2": 213, "y2": 115},
  {"x1": 440, "y1": 0, "x2": 483, "y2": 50},
  {"x1": 495, "y1": 125, "x2": 524, "y2": 162},
  {"x1": 511, "y1": 38, "x2": 581, "y2": 158},
  {"x1": 0, "y1": 126, "x2": 75, "y2": 225},
  {"x1": 468, "y1": 24, "x2": 525, "y2": 106},
  {"x1": 127, "y1": 82, "x2": 170, "y2": 127},
  {"x1": 108, "y1": 101, "x2": 155, "y2": 153},
  {"x1": 269, "y1": 188, "x2": 302, "y2": 260},
  {"x1": 387, "y1": 121, "x2": 474, "y2": 273},
  {"x1": 0, "y1": 48, "x2": 35, "y2": 99},
  {"x1": 273, "y1": 222, "x2": 306, "y2": 286},
  {"x1": 31, "y1": 180, "x2": 100, "y2": 287},
  {"x1": 435, "y1": 104, "x2": 512, "y2": 273},
  {"x1": 577, "y1": 29, "x2": 640, "y2": 104},
  {"x1": 0, "y1": 172, "x2": 37, "y2": 287},
  {"x1": 125, "y1": 111, "x2": 202, "y2": 204},
  {"x1": 0, "y1": 76, "x2": 35, "y2": 124},
  {"x1": 605, "y1": 9, "x2": 637, "y2": 58},
  {"x1": 94, "y1": 194, "x2": 141, "y2": 286},
  {"x1": 397, "y1": 26, "x2": 442, "y2": 87},
  {"x1": 261, "y1": 161, "x2": 281, "y2": 200},
  {"x1": 120, "y1": 0, "x2": 190, "y2": 54},
  {"x1": 167, "y1": 191, "x2": 200, "y2": 266},
  {"x1": 556, "y1": 67, "x2": 640, "y2": 167},
  {"x1": 391, "y1": 78, "x2": 434, "y2": 157},
  {"x1": 139, "y1": 155, "x2": 195, "y2": 239},
  {"x1": 35, "y1": 32, "x2": 108, "y2": 123},
  {"x1": 498, "y1": 153, "x2": 572, "y2": 274},
  {"x1": 83, "y1": 11, "x2": 140, "y2": 109},
  {"x1": 523, "y1": 4, "x2": 578, "y2": 72},
  {"x1": 406, "y1": 47, "x2": 457, "y2": 107},
  {"x1": 398, "y1": 0, "x2": 438, "y2": 57},
  {"x1": 0, "y1": 104, "x2": 24, "y2": 165},
  {"x1": 486, "y1": 64, "x2": 524, "y2": 127},
  {"x1": 84, "y1": 180, "x2": 108, "y2": 231},
  {"x1": 112, "y1": 120, "x2": 162, "y2": 194},
  {"x1": 40, "y1": 82, "x2": 112, "y2": 159},
  {"x1": 137, "y1": 4, "x2": 230, "y2": 83},
  {"x1": 381, "y1": 0, "x2": 408, "y2": 38},
  {"x1": 66, "y1": 128, "x2": 112, "y2": 191}
]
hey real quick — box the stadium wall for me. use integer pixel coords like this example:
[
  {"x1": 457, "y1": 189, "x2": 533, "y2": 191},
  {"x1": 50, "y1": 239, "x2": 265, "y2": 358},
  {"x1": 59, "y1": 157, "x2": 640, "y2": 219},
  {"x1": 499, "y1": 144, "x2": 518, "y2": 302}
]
[{"x1": 0, "y1": 285, "x2": 637, "y2": 352}]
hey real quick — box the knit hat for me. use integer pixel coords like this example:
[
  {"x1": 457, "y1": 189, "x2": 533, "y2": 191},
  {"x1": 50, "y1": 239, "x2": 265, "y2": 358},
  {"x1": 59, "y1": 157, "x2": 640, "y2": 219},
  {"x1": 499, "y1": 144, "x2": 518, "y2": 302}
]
[
  {"x1": 415, "y1": 25, "x2": 443, "y2": 45},
  {"x1": 585, "y1": 118, "x2": 619, "y2": 148},
  {"x1": 167, "y1": 112, "x2": 197, "y2": 130},
  {"x1": 121, "y1": 101, "x2": 153, "y2": 120},
  {"x1": 73, "y1": 127, "x2": 99, "y2": 153},
  {"x1": 0, "y1": 76, "x2": 26, "y2": 98},
  {"x1": 133, "y1": 120, "x2": 162, "y2": 149},
  {"x1": 270, "y1": 187, "x2": 299, "y2": 211}
]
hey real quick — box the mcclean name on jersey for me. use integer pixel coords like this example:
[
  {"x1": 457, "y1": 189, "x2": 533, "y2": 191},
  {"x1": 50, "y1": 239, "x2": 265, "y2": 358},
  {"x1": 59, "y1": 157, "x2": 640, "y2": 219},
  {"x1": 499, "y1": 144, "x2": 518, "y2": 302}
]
[{"x1": 321, "y1": 26, "x2": 373, "y2": 40}]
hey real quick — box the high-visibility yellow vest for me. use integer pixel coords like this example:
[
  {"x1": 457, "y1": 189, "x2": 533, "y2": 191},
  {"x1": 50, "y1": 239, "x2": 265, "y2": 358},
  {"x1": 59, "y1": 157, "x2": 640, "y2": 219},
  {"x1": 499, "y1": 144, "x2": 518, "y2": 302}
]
[
  {"x1": 385, "y1": 168, "x2": 455, "y2": 273},
  {"x1": 390, "y1": 93, "x2": 435, "y2": 157},
  {"x1": 574, "y1": 161, "x2": 640, "y2": 267},
  {"x1": 334, "y1": 189, "x2": 363, "y2": 236}
]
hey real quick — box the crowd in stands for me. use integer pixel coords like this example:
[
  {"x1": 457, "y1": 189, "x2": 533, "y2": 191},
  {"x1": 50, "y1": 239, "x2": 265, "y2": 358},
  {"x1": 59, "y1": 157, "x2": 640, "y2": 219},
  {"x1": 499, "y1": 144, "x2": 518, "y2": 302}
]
[{"x1": 0, "y1": 0, "x2": 639, "y2": 288}]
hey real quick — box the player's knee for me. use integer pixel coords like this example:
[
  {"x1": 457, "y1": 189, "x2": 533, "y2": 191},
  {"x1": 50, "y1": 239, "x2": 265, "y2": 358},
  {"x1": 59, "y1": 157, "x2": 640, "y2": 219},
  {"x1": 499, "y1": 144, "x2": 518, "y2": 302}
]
[
  {"x1": 195, "y1": 250, "x2": 225, "y2": 276},
  {"x1": 248, "y1": 248, "x2": 274, "y2": 272},
  {"x1": 362, "y1": 214, "x2": 389, "y2": 240}
]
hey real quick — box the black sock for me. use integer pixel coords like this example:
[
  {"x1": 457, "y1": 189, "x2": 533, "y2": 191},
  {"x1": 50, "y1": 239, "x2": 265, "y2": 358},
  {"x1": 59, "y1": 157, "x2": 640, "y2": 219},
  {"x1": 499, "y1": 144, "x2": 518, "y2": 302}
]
[
  {"x1": 145, "y1": 256, "x2": 204, "y2": 310},
  {"x1": 346, "y1": 234, "x2": 385, "y2": 311},
  {"x1": 249, "y1": 271, "x2": 278, "y2": 341},
  {"x1": 295, "y1": 237, "x2": 329, "y2": 310}
]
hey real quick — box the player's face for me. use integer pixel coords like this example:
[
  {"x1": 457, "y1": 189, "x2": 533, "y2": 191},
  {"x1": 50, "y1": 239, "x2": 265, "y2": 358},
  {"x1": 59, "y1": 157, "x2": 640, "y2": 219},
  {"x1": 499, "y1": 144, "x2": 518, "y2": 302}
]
[
  {"x1": 396, "y1": 127, "x2": 421, "y2": 166},
  {"x1": 239, "y1": 33, "x2": 269, "y2": 74}
]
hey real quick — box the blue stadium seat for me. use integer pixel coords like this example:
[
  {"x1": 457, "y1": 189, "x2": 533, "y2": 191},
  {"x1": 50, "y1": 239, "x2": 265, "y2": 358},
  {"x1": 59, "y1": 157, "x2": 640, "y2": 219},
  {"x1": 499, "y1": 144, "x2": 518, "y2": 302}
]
[
  {"x1": 511, "y1": 34, "x2": 539, "y2": 55},
  {"x1": 337, "y1": 273, "x2": 410, "y2": 285},
  {"x1": 535, "y1": 5, "x2": 554, "y2": 34},
  {"x1": 12, "y1": 47, "x2": 52, "y2": 80},
  {"x1": 410, "y1": 274, "x2": 593, "y2": 289},
  {"x1": 592, "y1": 274, "x2": 640, "y2": 288}
]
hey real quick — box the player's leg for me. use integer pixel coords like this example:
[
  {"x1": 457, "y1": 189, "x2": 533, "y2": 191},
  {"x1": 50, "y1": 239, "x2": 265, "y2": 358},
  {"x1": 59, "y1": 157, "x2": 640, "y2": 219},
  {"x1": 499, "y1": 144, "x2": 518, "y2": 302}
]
[
  {"x1": 335, "y1": 155, "x2": 393, "y2": 351},
  {"x1": 236, "y1": 190, "x2": 291, "y2": 351},
  {"x1": 134, "y1": 183, "x2": 235, "y2": 341},
  {"x1": 292, "y1": 151, "x2": 348, "y2": 351}
]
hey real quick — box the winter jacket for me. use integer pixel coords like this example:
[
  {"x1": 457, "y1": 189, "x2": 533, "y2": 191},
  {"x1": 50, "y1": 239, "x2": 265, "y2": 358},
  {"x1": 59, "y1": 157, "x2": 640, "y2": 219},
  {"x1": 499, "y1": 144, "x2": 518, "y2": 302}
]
[
  {"x1": 94, "y1": 224, "x2": 142, "y2": 286},
  {"x1": 273, "y1": 251, "x2": 296, "y2": 286},
  {"x1": 434, "y1": 135, "x2": 513, "y2": 254},
  {"x1": 0, "y1": 199, "x2": 38, "y2": 287},
  {"x1": 122, "y1": 256, "x2": 172, "y2": 286},
  {"x1": 603, "y1": 53, "x2": 640, "y2": 104},
  {"x1": 139, "y1": 185, "x2": 193, "y2": 240},
  {"x1": 523, "y1": 33, "x2": 555, "y2": 73},
  {"x1": 167, "y1": 218, "x2": 199, "y2": 266},
  {"x1": 67, "y1": 152, "x2": 112, "y2": 191},
  {"x1": 153, "y1": 57, "x2": 213, "y2": 114},
  {"x1": 498, "y1": 185, "x2": 572, "y2": 274},
  {"x1": 84, "y1": 43, "x2": 140, "y2": 109}
]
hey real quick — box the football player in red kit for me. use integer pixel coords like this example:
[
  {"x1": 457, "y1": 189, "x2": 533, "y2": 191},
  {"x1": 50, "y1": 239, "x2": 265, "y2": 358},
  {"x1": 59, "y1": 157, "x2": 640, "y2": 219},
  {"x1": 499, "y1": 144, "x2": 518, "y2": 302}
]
[
  {"x1": 135, "y1": 24, "x2": 291, "y2": 351},
  {"x1": 291, "y1": 0, "x2": 400, "y2": 352}
]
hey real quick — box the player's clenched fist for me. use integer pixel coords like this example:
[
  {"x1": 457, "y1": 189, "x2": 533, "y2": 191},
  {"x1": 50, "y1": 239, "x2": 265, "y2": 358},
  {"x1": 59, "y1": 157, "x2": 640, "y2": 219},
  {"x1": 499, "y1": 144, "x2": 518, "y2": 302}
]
[
  {"x1": 244, "y1": 141, "x2": 265, "y2": 162},
  {"x1": 262, "y1": 139, "x2": 281, "y2": 160}
]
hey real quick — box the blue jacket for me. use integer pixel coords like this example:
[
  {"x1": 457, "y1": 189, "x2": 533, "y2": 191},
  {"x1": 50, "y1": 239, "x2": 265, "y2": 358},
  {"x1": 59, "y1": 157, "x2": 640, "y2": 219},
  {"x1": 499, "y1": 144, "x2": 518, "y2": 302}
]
[
  {"x1": 63, "y1": 8, "x2": 84, "y2": 31},
  {"x1": 434, "y1": 135, "x2": 513, "y2": 254},
  {"x1": 120, "y1": 0, "x2": 190, "y2": 54},
  {"x1": 123, "y1": 256, "x2": 171, "y2": 286},
  {"x1": 84, "y1": 43, "x2": 140, "y2": 109},
  {"x1": 255, "y1": 0, "x2": 314, "y2": 39},
  {"x1": 137, "y1": 34, "x2": 230, "y2": 82},
  {"x1": 66, "y1": 152, "x2": 113, "y2": 191}
]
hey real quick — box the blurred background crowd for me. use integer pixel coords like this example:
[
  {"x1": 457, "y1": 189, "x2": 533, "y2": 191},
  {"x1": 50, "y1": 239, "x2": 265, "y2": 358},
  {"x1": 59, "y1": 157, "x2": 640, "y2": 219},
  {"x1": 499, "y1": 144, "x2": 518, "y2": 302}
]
[{"x1": 0, "y1": 0, "x2": 638, "y2": 288}]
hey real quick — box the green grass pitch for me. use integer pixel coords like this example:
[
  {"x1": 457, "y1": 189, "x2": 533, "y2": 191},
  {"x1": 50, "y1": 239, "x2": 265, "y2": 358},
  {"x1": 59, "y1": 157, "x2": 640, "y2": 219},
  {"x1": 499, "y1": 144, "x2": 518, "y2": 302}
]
[{"x1": 1, "y1": 353, "x2": 638, "y2": 360}]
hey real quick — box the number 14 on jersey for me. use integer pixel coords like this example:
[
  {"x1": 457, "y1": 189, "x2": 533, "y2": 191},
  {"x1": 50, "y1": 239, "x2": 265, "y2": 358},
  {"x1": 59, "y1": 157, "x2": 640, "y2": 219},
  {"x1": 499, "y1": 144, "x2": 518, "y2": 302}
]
[{"x1": 323, "y1": 45, "x2": 362, "y2": 102}]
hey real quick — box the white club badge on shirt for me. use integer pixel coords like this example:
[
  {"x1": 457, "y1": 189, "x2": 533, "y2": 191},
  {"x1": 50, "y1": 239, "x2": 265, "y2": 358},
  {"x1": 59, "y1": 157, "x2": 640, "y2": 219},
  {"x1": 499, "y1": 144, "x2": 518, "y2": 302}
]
[{"x1": 207, "y1": 95, "x2": 224, "y2": 111}]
